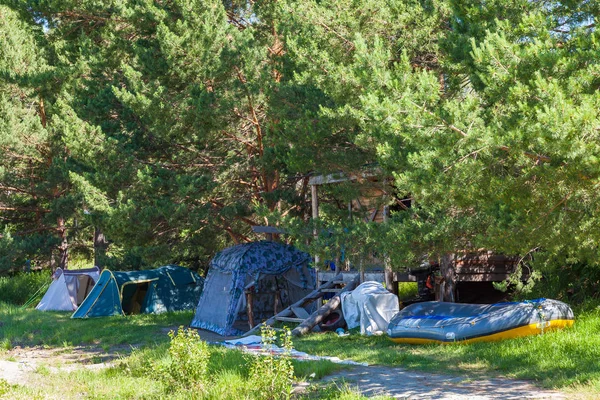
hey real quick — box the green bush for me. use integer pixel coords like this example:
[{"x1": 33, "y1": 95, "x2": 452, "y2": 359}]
[
  {"x1": 154, "y1": 326, "x2": 210, "y2": 396},
  {"x1": 248, "y1": 325, "x2": 294, "y2": 400},
  {"x1": 0, "y1": 271, "x2": 50, "y2": 306}
]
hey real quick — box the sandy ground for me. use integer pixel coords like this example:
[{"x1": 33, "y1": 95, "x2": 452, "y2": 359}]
[
  {"x1": 0, "y1": 334, "x2": 569, "y2": 399},
  {"x1": 323, "y1": 364, "x2": 567, "y2": 399},
  {"x1": 0, "y1": 345, "x2": 128, "y2": 385}
]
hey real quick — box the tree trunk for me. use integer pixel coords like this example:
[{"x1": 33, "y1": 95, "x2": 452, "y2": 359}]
[
  {"x1": 383, "y1": 206, "x2": 397, "y2": 295},
  {"x1": 57, "y1": 216, "x2": 68, "y2": 269},
  {"x1": 440, "y1": 253, "x2": 455, "y2": 302},
  {"x1": 94, "y1": 226, "x2": 108, "y2": 267}
]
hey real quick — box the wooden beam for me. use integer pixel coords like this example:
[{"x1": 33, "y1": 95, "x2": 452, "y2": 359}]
[
  {"x1": 292, "y1": 274, "x2": 360, "y2": 337},
  {"x1": 252, "y1": 226, "x2": 287, "y2": 234},
  {"x1": 311, "y1": 184, "x2": 320, "y2": 265}
]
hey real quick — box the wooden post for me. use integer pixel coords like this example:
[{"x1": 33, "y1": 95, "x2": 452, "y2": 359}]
[
  {"x1": 383, "y1": 206, "x2": 397, "y2": 295},
  {"x1": 311, "y1": 184, "x2": 320, "y2": 266},
  {"x1": 274, "y1": 289, "x2": 280, "y2": 314},
  {"x1": 246, "y1": 291, "x2": 255, "y2": 329},
  {"x1": 94, "y1": 227, "x2": 108, "y2": 267}
]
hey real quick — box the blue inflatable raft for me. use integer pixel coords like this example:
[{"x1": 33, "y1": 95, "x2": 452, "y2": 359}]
[{"x1": 387, "y1": 298, "x2": 574, "y2": 344}]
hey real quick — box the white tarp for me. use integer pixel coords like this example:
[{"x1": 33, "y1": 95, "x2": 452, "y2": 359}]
[
  {"x1": 341, "y1": 281, "x2": 399, "y2": 335},
  {"x1": 36, "y1": 267, "x2": 100, "y2": 311}
]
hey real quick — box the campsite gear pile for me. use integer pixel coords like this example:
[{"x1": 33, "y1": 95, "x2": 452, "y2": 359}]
[
  {"x1": 190, "y1": 241, "x2": 316, "y2": 336},
  {"x1": 341, "y1": 281, "x2": 400, "y2": 335}
]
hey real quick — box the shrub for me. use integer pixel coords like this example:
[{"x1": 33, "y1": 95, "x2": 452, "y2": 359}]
[
  {"x1": 155, "y1": 326, "x2": 210, "y2": 395},
  {"x1": 248, "y1": 325, "x2": 294, "y2": 400},
  {"x1": 0, "y1": 271, "x2": 50, "y2": 306}
]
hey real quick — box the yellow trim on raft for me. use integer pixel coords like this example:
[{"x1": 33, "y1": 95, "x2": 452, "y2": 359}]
[{"x1": 389, "y1": 319, "x2": 574, "y2": 345}]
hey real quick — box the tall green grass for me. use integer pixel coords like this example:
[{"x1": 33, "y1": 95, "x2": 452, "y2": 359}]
[{"x1": 0, "y1": 271, "x2": 50, "y2": 306}]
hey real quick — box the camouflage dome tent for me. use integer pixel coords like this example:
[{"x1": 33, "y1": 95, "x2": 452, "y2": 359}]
[{"x1": 190, "y1": 241, "x2": 315, "y2": 336}]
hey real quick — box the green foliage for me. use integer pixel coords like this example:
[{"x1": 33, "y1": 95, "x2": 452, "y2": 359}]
[
  {"x1": 154, "y1": 327, "x2": 210, "y2": 395},
  {"x1": 0, "y1": 271, "x2": 50, "y2": 306},
  {"x1": 248, "y1": 325, "x2": 294, "y2": 400},
  {"x1": 0, "y1": 379, "x2": 13, "y2": 397},
  {"x1": 2, "y1": 0, "x2": 600, "y2": 293}
]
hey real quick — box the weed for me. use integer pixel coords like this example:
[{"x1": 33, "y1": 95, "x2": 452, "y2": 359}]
[
  {"x1": 153, "y1": 326, "x2": 210, "y2": 395},
  {"x1": 0, "y1": 379, "x2": 11, "y2": 396},
  {"x1": 0, "y1": 271, "x2": 49, "y2": 306},
  {"x1": 35, "y1": 364, "x2": 50, "y2": 376},
  {"x1": 248, "y1": 325, "x2": 294, "y2": 400},
  {"x1": 0, "y1": 338, "x2": 11, "y2": 351}
]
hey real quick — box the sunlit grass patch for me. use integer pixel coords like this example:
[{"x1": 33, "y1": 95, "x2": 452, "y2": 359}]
[
  {"x1": 0, "y1": 301, "x2": 193, "y2": 349},
  {"x1": 294, "y1": 309, "x2": 600, "y2": 392}
]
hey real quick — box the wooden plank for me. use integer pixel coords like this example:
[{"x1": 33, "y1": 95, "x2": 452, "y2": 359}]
[
  {"x1": 393, "y1": 272, "x2": 418, "y2": 282},
  {"x1": 320, "y1": 270, "x2": 418, "y2": 283},
  {"x1": 291, "y1": 306, "x2": 310, "y2": 319},
  {"x1": 252, "y1": 226, "x2": 286, "y2": 234},
  {"x1": 455, "y1": 266, "x2": 515, "y2": 274},
  {"x1": 275, "y1": 316, "x2": 304, "y2": 323},
  {"x1": 320, "y1": 288, "x2": 342, "y2": 293},
  {"x1": 456, "y1": 273, "x2": 513, "y2": 282},
  {"x1": 319, "y1": 271, "x2": 386, "y2": 283}
]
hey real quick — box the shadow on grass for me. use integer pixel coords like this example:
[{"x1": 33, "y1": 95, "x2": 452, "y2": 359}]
[{"x1": 0, "y1": 302, "x2": 193, "y2": 349}]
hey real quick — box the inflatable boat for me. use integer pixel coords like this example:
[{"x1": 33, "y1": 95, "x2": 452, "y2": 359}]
[{"x1": 387, "y1": 298, "x2": 574, "y2": 344}]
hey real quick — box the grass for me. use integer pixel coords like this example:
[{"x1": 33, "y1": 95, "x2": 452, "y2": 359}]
[
  {"x1": 0, "y1": 271, "x2": 50, "y2": 306},
  {"x1": 0, "y1": 301, "x2": 194, "y2": 348},
  {"x1": 0, "y1": 306, "x2": 360, "y2": 399},
  {"x1": 293, "y1": 307, "x2": 600, "y2": 392}
]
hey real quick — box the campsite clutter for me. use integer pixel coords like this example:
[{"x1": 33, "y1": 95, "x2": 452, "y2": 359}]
[
  {"x1": 34, "y1": 241, "x2": 576, "y2": 348},
  {"x1": 341, "y1": 281, "x2": 400, "y2": 336},
  {"x1": 220, "y1": 335, "x2": 368, "y2": 366}
]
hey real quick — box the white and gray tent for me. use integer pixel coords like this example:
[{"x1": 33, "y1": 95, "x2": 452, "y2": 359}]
[{"x1": 36, "y1": 267, "x2": 100, "y2": 311}]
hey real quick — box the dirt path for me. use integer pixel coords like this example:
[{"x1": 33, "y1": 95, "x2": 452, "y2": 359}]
[
  {"x1": 0, "y1": 345, "x2": 125, "y2": 385},
  {"x1": 323, "y1": 364, "x2": 566, "y2": 399},
  {"x1": 0, "y1": 345, "x2": 569, "y2": 399}
]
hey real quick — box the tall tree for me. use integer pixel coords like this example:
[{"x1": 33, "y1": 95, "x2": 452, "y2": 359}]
[{"x1": 0, "y1": 4, "x2": 84, "y2": 270}]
